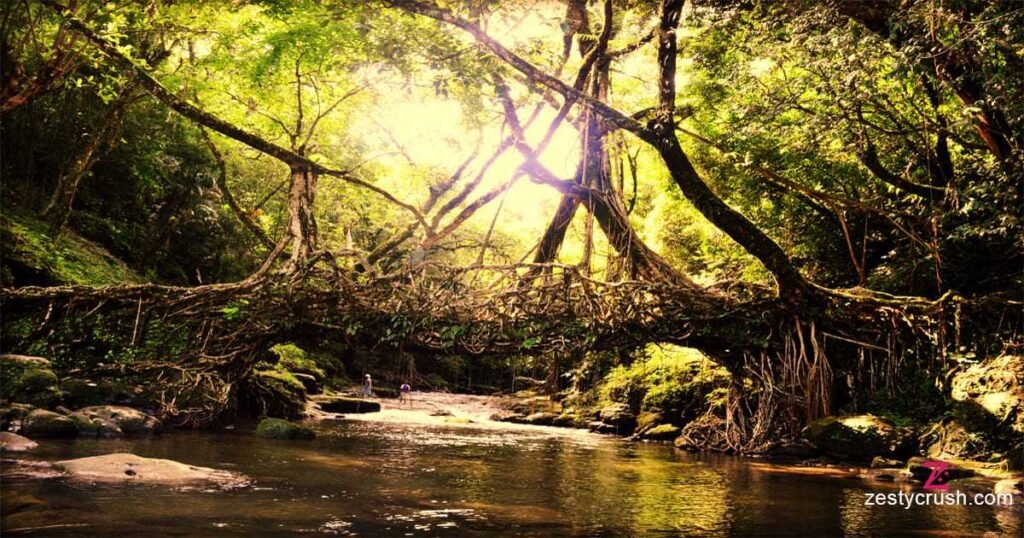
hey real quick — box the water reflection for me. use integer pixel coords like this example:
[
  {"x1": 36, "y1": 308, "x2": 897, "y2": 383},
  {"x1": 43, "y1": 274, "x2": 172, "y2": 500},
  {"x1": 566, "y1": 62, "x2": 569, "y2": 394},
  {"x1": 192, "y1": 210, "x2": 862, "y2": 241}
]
[{"x1": 1, "y1": 421, "x2": 1020, "y2": 536}]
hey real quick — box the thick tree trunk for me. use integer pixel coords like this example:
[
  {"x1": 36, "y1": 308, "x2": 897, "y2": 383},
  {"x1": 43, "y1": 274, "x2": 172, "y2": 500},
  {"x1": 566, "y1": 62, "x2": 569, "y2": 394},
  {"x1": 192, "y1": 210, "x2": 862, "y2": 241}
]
[
  {"x1": 532, "y1": 194, "x2": 580, "y2": 265},
  {"x1": 285, "y1": 165, "x2": 318, "y2": 268}
]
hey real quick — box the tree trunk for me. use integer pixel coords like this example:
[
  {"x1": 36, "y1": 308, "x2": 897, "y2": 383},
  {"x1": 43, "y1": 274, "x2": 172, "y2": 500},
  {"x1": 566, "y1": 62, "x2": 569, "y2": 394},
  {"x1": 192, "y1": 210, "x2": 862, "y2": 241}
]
[
  {"x1": 42, "y1": 84, "x2": 134, "y2": 231},
  {"x1": 286, "y1": 165, "x2": 318, "y2": 268}
]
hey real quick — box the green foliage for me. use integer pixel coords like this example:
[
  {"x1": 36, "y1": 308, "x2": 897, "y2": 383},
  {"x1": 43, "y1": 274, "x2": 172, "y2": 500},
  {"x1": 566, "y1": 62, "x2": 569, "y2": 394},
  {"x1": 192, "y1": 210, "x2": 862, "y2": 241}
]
[
  {"x1": 595, "y1": 345, "x2": 731, "y2": 424},
  {"x1": 269, "y1": 343, "x2": 326, "y2": 379},
  {"x1": 863, "y1": 370, "x2": 947, "y2": 427},
  {"x1": 0, "y1": 212, "x2": 143, "y2": 286}
]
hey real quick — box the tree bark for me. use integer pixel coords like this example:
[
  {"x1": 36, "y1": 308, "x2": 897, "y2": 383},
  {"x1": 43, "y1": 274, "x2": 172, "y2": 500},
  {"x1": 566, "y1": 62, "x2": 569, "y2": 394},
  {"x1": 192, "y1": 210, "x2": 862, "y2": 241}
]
[{"x1": 285, "y1": 165, "x2": 318, "y2": 268}]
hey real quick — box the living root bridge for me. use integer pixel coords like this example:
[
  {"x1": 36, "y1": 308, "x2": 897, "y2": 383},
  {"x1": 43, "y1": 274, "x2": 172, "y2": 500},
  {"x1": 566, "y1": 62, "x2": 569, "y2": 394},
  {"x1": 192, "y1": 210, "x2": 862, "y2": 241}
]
[{"x1": 2, "y1": 264, "x2": 1009, "y2": 429}]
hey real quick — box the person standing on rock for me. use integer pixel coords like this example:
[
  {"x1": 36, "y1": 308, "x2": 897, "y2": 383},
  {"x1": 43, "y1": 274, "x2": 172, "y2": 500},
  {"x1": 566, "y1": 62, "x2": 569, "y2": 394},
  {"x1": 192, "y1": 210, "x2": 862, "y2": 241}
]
[
  {"x1": 399, "y1": 382, "x2": 411, "y2": 406},
  {"x1": 362, "y1": 374, "x2": 373, "y2": 397}
]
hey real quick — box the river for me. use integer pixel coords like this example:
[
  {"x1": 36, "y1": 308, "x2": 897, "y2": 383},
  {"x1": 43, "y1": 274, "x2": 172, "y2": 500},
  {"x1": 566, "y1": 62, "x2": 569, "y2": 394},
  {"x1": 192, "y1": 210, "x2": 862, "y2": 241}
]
[{"x1": 2, "y1": 393, "x2": 1020, "y2": 536}]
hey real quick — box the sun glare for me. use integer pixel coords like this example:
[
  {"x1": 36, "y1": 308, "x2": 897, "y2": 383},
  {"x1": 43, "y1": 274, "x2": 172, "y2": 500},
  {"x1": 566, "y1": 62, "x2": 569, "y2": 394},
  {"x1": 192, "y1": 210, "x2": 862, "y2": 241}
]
[{"x1": 360, "y1": 85, "x2": 580, "y2": 247}]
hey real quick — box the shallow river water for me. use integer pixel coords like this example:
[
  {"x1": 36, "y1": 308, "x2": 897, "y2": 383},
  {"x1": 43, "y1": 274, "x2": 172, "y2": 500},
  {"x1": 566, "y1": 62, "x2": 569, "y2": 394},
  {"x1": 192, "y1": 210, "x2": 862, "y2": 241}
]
[{"x1": 2, "y1": 399, "x2": 1021, "y2": 536}]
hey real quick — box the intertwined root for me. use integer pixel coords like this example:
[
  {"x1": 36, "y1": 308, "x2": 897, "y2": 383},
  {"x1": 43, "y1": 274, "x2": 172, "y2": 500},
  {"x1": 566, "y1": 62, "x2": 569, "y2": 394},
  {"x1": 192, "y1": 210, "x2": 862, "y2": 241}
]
[{"x1": 2, "y1": 261, "x2": 1011, "y2": 431}]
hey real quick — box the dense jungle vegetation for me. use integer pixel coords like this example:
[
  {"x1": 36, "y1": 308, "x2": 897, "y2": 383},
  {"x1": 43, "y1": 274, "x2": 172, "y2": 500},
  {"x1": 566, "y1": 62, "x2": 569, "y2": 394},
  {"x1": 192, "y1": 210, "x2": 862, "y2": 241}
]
[{"x1": 1, "y1": 0, "x2": 1021, "y2": 464}]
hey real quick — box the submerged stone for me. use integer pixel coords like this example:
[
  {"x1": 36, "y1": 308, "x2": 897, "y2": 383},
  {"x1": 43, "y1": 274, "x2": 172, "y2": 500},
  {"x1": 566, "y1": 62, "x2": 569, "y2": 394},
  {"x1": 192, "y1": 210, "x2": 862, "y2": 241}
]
[
  {"x1": 55, "y1": 453, "x2": 246, "y2": 486},
  {"x1": 255, "y1": 418, "x2": 315, "y2": 440}
]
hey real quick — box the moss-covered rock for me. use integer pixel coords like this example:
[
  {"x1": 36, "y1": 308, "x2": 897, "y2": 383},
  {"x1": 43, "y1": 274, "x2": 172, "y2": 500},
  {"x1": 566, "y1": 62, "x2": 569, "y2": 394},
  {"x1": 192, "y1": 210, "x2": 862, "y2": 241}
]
[
  {"x1": 551, "y1": 413, "x2": 579, "y2": 427},
  {"x1": 640, "y1": 423, "x2": 681, "y2": 441},
  {"x1": 950, "y1": 354, "x2": 1023, "y2": 439},
  {"x1": 244, "y1": 367, "x2": 308, "y2": 419},
  {"x1": 59, "y1": 378, "x2": 143, "y2": 408},
  {"x1": 802, "y1": 414, "x2": 915, "y2": 461},
  {"x1": 598, "y1": 403, "x2": 637, "y2": 434},
  {"x1": 0, "y1": 402, "x2": 36, "y2": 431},
  {"x1": 255, "y1": 418, "x2": 315, "y2": 440},
  {"x1": 70, "y1": 406, "x2": 161, "y2": 437},
  {"x1": 312, "y1": 395, "x2": 381, "y2": 414},
  {"x1": 21, "y1": 409, "x2": 78, "y2": 438},
  {"x1": 0, "y1": 354, "x2": 61, "y2": 407},
  {"x1": 270, "y1": 343, "x2": 326, "y2": 394}
]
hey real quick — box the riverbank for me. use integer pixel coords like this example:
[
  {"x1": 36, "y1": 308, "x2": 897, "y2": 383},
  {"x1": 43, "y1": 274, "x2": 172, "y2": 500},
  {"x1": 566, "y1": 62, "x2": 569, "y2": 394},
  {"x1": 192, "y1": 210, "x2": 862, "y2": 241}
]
[{"x1": 3, "y1": 394, "x2": 1021, "y2": 537}]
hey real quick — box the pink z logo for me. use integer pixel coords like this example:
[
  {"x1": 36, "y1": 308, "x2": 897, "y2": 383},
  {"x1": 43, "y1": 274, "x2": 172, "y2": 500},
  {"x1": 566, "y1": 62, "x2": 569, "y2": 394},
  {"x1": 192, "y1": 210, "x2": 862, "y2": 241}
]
[{"x1": 921, "y1": 460, "x2": 950, "y2": 490}]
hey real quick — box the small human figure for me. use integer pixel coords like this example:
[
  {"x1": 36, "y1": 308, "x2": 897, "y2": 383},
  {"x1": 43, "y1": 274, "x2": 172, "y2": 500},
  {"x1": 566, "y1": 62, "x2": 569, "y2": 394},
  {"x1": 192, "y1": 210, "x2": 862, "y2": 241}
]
[
  {"x1": 399, "y1": 382, "x2": 411, "y2": 406},
  {"x1": 362, "y1": 374, "x2": 373, "y2": 397}
]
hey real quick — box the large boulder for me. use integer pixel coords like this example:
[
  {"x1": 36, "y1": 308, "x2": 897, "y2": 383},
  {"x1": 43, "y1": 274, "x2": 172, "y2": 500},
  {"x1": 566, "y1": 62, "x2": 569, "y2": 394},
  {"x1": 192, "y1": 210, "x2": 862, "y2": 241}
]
[
  {"x1": 802, "y1": 415, "x2": 915, "y2": 461},
  {"x1": 0, "y1": 355, "x2": 61, "y2": 407},
  {"x1": 950, "y1": 354, "x2": 1023, "y2": 437},
  {"x1": 255, "y1": 418, "x2": 315, "y2": 440},
  {"x1": 0, "y1": 431, "x2": 38, "y2": 452},
  {"x1": 70, "y1": 406, "x2": 161, "y2": 437},
  {"x1": 597, "y1": 403, "x2": 637, "y2": 434},
  {"x1": 55, "y1": 453, "x2": 246, "y2": 487},
  {"x1": 21, "y1": 409, "x2": 77, "y2": 438}
]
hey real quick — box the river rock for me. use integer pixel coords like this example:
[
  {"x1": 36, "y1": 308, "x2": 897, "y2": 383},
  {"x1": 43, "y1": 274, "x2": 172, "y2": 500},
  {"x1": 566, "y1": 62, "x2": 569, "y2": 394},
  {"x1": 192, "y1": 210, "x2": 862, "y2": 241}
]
[
  {"x1": 639, "y1": 424, "x2": 681, "y2": 441},
  {"x1": 0, "y1": 402, "x2": 36, "y2": 431},
  {"x1": 0, "y1": 354, "x2": 61, "y2": 408},
  {"x1": 0, "y1": 432, "x2": 38, "y2": 452},
  {"x1": 21, "y1": 409, "x2": 78, "y2": 438},
  {"x1": 551, "y1": 413, "x2": 578, "y2": 428},
  {"x1": 906, "y1": 456, "x2": 976, "y2": 482},
  {"x1": 522, "y1": 412, "x2": 558, "y2": 426},
  {"x1": 801, "y1": 415, "x2": 915, "y2": 461},
  {"x1": 870, "y1": 456, "x2": 904, "y2": 469},
  {"x1": 918, "y1": 417, "x2": 1001, "y2": 464},
  {"x1": 597, "y1": 403, "x2": 637, "y2": 434},
  {"x1": 313, "y1": 395, "x2": 381, "y2": 414},
  {"x1": 70, "y1": 406, "x2": 161, "y2": 437},
  {"x1": 55, "y1": 453, "x2": 246, "y2": 487},
  {"x1": 255, "y1": 418, "x2": 315, "y2": 440},
  {"x1": 994, "y1": 477, "x2": 1023, "y2": 496}
]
